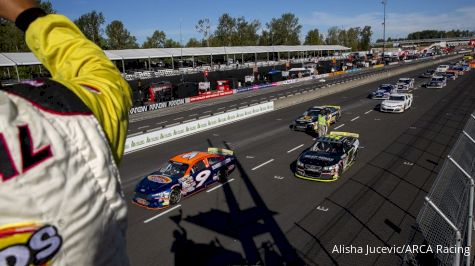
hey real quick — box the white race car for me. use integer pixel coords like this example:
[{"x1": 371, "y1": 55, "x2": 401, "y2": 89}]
[
  {"x1": 426, "y1": 76, "x2": 447, "y2": 88},
  {"x1": 396, "y1": 78, "x2": 415, "y2": 91},
  {"x1": 380, "y1": 93, "x2": 413, "y2": 113},
  {"x1": 436, "y1": 65, "x2": 450, "y2": 72}
]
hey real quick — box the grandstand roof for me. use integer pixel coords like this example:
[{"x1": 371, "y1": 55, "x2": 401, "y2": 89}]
[{"x1": 0, "y1": 45, "x2": 349, "y2": 67}]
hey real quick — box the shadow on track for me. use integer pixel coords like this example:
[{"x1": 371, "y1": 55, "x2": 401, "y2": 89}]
[
  {"x1": 170, "y1": 209, "x2": 244, "y2": 266},
  {"x1": 168, "y1": 138, "x2": 305, "y2": 265}
]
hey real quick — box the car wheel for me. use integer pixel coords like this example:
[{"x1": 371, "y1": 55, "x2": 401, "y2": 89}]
[
  {"x1": 337, "y1": 165, "x2": 343, "y2": 178},
  {"x1": 169, "y1": 188, "x2": 182, "y2": 205},
  {"x1": 218, "y1": 168, "x2": 228, "y2": 182}
]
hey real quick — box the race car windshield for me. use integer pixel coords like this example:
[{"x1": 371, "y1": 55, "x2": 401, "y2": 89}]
[
  {"x1": 399, "y1": 79, "x2": 410, "y2": 84},
  {"x1": 379, "y1": 86, "x2": 392, "y2": 91},
  {"x1": 304, "y1": 110, "x2": 322, "y2": 116},
  {"x1": 158, "y1": 161, "x2": 189, "y2": 178},
  {"x1": 311, "y1": 141, "x2": 344, "y2": 154},
  {"x1": 389, "y1": 96, "x2": 405, "y2": 101}
]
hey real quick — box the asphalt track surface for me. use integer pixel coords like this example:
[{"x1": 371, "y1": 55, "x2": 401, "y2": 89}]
[
  {"x1": 120, "y1": 62, "x2": 475, "y2": 265},
  {"x1": 127, "y1": 59, "x2": 436, "y2": 135}
]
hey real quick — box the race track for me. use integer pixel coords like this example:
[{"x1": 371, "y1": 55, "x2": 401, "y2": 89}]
[
  {"x1": 120, "y1": 61, "x2": 475, "y2": 265},
  {"x1": 126, "y1": 60, "x2": 429, "y2": 135}
]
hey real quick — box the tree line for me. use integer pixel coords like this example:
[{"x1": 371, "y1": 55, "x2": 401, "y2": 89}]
[
  {"x1": 376, "y1": 29, "x2": 474, "y2": 43},
  {"x1": 0, "y1": 1, "x2": 377, "y2": 52}
]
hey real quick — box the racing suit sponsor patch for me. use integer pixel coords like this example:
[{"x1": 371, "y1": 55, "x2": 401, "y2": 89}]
[{"x1": 0, "y1": 223, "x2": 62, "y2": 265}]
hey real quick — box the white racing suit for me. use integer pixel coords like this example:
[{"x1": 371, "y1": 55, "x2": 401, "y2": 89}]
[
  {"x1": 317, "y1": 124, "x2": 328, "y2": 137},
  {"x1": 0, "y1": 14, "x2": 132, "y2": 265}
]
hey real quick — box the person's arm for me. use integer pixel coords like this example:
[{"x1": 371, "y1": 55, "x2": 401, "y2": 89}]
[
  {"x1": 0, "y1": 0, "x2": 132, "y2": 163},
  {"x1": 25, "y1": 15, "x2": 132, "y2": 163}
]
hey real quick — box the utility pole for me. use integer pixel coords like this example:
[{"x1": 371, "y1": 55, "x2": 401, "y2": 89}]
[
  {"x1": 382, "y1": 0, "x2": 387, "y2": 62},
  {"x1": 180, "y1": 18, "x2": 184, "y2": 83}
]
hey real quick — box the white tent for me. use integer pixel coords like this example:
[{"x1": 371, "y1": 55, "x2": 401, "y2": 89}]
[{"x1": 1, "y1": 45, "x2": 350, "y2": 81}]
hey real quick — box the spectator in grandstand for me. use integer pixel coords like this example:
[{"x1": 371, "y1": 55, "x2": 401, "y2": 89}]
[{"x1": 0, "y1": 0, "x2": 131, "y2": 265}]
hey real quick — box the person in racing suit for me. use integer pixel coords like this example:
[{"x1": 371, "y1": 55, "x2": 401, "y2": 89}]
[
  {"x1": 317, "y1": 114, "x2": 328, "y2": 137},
  {"x1": 0, "y1": 1, "x2": 131, "y2": 265}
]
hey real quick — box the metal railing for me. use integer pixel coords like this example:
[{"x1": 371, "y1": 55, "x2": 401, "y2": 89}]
[
  {"x1": 406, "y1": 112, "x2": 475, "y2": 265},
  {"x1": 121, "y1": 56, "x2": 350, "y2": 81}
]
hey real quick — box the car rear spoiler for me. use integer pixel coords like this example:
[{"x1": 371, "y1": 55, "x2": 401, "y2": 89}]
[
  {"x1": 329, "y1": 131, "x2": 359, "y2": 138},
  {"x1": 208, "y1": 147, "x2": 234, "y2": 156}
]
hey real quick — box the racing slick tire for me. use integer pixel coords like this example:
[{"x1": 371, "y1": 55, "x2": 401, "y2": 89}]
[
  {"x1": 218, "y1": 168, "x2": 229, "y2": 183},
  {"x1": 337, "y1": 166, "x2": 343, "y2": 179},
  {"x1": 170, "y1": 188, "x2": 182, "y2": 205}
]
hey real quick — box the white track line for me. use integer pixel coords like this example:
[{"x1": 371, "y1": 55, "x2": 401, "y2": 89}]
[
  {"x1": 287, "y1": 144, "x2": 304, "y2": 154},
  {"x1": 334, "y1": 124, "x2": 345, "y2": 130},
  {"x1": 156, "y1": 121, "x2": 168, "y2": 125},
  {"x1": 206, "y1": 178, "x2": 235, "y2": 193},
  {"x1": 350, "y1": 116, "x2": 360, "y2": 122},
  {"x1": 364, "y1": 110, "x2": 373, "y2": 115},
  {"x1": 173, "y1": 117, "x2": 184, "y2": 121},
  {"x1": 138, "y1": 126, "x2": 149, "y2": 129},
  {"x1": 252, "y1": 159, "x2": 274, "y2": 171},
  {"x1": 217, "y1": 107, "x2": 226, "y2": 110},
  {"x1": 144, "y1": 205, "x2": 181, "y2": 224}
]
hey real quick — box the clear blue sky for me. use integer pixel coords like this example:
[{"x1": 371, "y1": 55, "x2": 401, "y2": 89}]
[{"x1": 50, "y1": 0, "x2": 475, "y2": 44}]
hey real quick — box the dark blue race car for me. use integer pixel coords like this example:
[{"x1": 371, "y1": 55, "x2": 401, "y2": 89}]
[
  {"x1": 369, "y1": 84, "x2": 397, "y2": 99},
  {"x1": 133, "y1": 148, "x2": 236, "y2": 209}
]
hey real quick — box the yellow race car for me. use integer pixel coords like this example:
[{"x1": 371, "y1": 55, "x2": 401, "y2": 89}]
[
  {"x1": 295, "y1": 131, "x2": 359, "y2": 182},
  {"x1": 291, "y1": 105, "x2": 341, "y2": 132}
]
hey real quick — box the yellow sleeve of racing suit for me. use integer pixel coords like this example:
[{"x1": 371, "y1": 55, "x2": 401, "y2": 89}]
[{"x1": 24, "y1": 14, "x2": 132, "y2": 164}]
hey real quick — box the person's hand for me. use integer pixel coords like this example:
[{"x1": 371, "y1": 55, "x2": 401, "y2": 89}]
[{"x1": 0, "y1": 0, "x2": 38, "y2": 22}]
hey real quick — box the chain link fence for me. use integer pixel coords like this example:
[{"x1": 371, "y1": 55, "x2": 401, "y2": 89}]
[{"x1": 405, "y1": 113, "x2": 475, "y2": 265}]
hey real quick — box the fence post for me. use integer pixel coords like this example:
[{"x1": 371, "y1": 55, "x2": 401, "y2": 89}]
[
  {"x1": 448, "y1": 155, "x2": 474, "y2": 266},
  {"x1": 425, "y1": 197, "x2": 462, "y2": 266}
]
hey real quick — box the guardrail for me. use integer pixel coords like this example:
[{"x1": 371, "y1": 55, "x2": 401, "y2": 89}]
[
  {"x1": 405, "y1": 112, "x2": 475, "y2": 266},
  {"x1": 124, "y1": 101, "x2": 274, "y2": 154}
]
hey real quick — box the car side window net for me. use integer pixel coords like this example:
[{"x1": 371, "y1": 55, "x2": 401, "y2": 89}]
[{"x1": 193, "y1": 160, "x2": 207, "y2": 173}]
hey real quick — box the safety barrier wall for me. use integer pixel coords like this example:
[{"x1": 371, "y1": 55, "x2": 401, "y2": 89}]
[
  {"x1": 124, "y1": 101, "x2": 274, "y2": 153},
  {"x1": 406, "y1": 112, "x2": 475, "y2": 266}
]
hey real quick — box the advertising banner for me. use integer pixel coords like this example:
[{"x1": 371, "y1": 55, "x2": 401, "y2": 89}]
[
  {"x1": 189, "y1": 90, "x2": 235, "y2": 102},
  {"x1": 129, "y1": 98, "x2": 189, "y2": 115}
]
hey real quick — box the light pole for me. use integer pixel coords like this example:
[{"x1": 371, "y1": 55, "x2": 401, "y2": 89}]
[
  {"x1": 179, "y1": 18, "x2": 184, "y2": 83},
  {"x1": 382, "y1": 0, "x2": 387, "y2": 62}
]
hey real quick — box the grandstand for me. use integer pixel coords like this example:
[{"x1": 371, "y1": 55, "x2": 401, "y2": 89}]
[{"x1": 0, "y1": 45, "x2": 349, "y2": 82}]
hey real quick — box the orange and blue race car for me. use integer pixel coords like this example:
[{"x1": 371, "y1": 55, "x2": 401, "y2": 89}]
[{"x1": 133, "y1": 148, "x2": 236, "y2": 209}]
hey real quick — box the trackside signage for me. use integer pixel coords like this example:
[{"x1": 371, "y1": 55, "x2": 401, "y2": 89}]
[
  {"x1": 129, "y1": 98, "x2": 189, "y2": 115},
  {"x1": 189, "y1": 90, "x2": 235, "y2": 103},
  {"x1": 124, "y1": 101, "x2": 274, "y2": 154}
]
